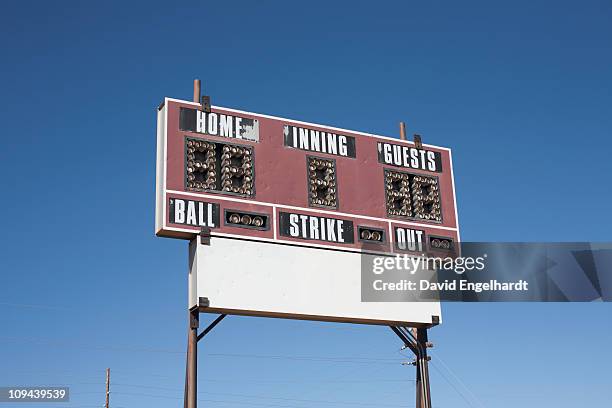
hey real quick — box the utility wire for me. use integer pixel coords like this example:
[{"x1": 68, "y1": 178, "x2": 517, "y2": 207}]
[
  {"x1": 0, "y1": 302, "x2": 74, "y2": 310},
  {"x1": 307, "y1": 357, "x2": 393, "y2": 404},
  {"x1": 398, "y1": 342, "x2": 485, "y2": 408},
  {"x1": 430, "y1": 361, "x2": 476, "y2": 408},
  {"x1": 0, "y1": 335, "x2": 401, "y2": 364},
  {"x1": 108, "y1": 383, "x2": 410, "y2": 407},
  {"x1": 205, "y1": 352, "x2": 399, "y2": 364},
  {"x1": 112, "y1": 391, "x2": 411, "y2": 408},
  {"x1": 205, "y1": 390, "x2": 407, "y2": 407},
  {"x1": 430, "y1": 351, "x2": 486, "y2": 408}
]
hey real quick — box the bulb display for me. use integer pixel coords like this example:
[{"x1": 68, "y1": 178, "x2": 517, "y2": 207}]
[
  {"x1": 252, "y1": 216, "x2": 264, "y2": 227},
  {"x1": 358, "y1": 227, "x2": 384, "y2": 243},
  {"x1": 384, "y1": 170, "x2": 412, "y2": 217},
  {"x1": 308, "y1": 157, "x2": 337, "y2": 208},
  {"x1": 185, "y1": 138, "x2": 254, "y2": 198},
  {"x1": 411, "y1": 175, "x2": 442, "y2": 222},
  {"x1": 225, "y1": 211, "x2": 268, "y2": 230},
  {"x1": 384, "y1": 170, "x2": 442, "y2": 222},
  {"x1": 186, "y1": 139, "x2": 217, "y2": 191},
  {"x1": 240, "y1": 214, "x2": 252, "y2": 225},
  {"x1": 221, "y1": 144, "x2": 254, "y2": 197},
  {"x1": 429, "y1": 236, "x2": 453, "y2": 251}
]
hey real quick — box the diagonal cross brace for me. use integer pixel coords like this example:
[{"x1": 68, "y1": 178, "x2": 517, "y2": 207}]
[
  {"x1": 390, "y1": 326, "x2": 419, "y2": 355},
  {"x1": 197, "y1": 314, "x2": 226, "y2": 342}
]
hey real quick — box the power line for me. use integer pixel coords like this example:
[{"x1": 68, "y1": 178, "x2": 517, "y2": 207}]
[
  {"x1": 0, "y1": 335, "x2": 402, "y2": 364},
  {"x1": 207, "y1": 378, "x2": 413, "y2": 383},
  {"x1": 0, "y1": 335, "x2": 184, "y2": 354},
  {"x1": 206, "y1": 390, "x2": 407, "y2": 407},
  {"x1": 112, "y1": 391, "x2": 411, "y2": 408},
  {"x1": 430, "y1": 352, "x2": 486, "y2": 408},
  {"x1": 0, "y1": 302, "x2": 74, "y2": 311},
  {"x1": 430, "y1": 362, "x2": 475, "y2": 408},
  {"x1": 108, "y1": 383, "x2": 410, "y2": 407},
  {"x1": 35, "y1": 403, "x2": 127, "y2": 408},
  {"x1": 398, "y1": 345, "x2": 484, "y2": 408},
  {"x1": 204, "y1": 352, "x2": 400, "y2": 364},
  {"x1": 114, "y1": 379, "x2": 414, "y2": 391}
]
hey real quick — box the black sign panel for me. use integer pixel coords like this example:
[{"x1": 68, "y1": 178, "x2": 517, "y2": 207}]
[
  {"x1": 169, "y1": 198, "x2": 220, "y2": 228},
  {"x1": 179, "y1": 107, "x2": 259, "y2": 142},
  {"x1": 377, "y1": 142, "x2": 443, "y2": 172},
  {"x1": 394, "y1": 227, "x2": 426, "y2": 252},
  {"x1": 284, "y1": 125, "x2": 356, "y2": 158},
  {"x1": 279, "y1": 212, "x2": 355, "y2": 244}
]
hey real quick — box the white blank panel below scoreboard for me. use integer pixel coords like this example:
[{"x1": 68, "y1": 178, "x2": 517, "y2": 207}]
[{"x1": 189, "y1": 238, "x2": 441, "y2": 326}]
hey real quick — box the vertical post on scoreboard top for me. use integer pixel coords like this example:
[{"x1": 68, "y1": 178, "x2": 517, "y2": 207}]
[
  {"x1": 194, "y1": 79, "x2": 201, "y2": 104},
  {"x1": 413, "y1": 134, "x2": 423, "y2": 149},
  {"x1": 399, "y1": 122, "x2": 407, "y2": 140}
]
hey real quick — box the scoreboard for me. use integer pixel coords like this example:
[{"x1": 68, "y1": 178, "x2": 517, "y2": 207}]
[
  {"x1": 156, "y1": 97, "x2": 457, "y2": 325},
  {"x1": 156, "y1": 98, "x2": 459, "y2": 256}
]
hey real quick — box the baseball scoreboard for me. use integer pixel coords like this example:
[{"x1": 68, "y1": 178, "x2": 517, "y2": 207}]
[
  {"x1": 156, "y1": 98, "x2": 459, "y2": 253},
  {"x1": 156, "y1": 97, "x2": 459, "y2": 326}
]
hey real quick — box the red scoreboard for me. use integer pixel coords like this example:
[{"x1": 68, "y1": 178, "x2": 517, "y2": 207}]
[{"x1": 156, "y1": 98, "x2": 459, "y2": 256}]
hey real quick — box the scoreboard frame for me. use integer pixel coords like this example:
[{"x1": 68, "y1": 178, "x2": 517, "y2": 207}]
[{"x1": 156, "y1": 97, "x2": 460, "y2": 255}]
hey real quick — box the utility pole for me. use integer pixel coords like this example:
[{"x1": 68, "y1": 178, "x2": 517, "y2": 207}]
[
  {"x1": 390, "y1": 326, "x2": 433, "y2": 408},
  {"x1": 415, "y1": 328, "x2": 432, "y2": 408},
  {"x1": 105, "y1": 368, "x2": 110, "y2": 408}
]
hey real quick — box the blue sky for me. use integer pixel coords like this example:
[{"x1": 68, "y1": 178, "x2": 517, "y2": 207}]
[{"x1": 1, "y1": 1, "x2": 611, "y2": 408}]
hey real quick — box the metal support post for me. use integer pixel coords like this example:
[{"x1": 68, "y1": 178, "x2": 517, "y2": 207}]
[
  {"x1": 186, "y1": 308, "x2": 199, "y2": 408},
  {"x1": 415, "y1": 328, "x2": 432, "y2": 408},
  {"x1": 390, "y1": 326, "x2": 433, "y2": 408}
]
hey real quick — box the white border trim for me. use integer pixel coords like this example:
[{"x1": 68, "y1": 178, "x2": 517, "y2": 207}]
[
  {"x1": 166, "y1": 189, "x2": 458, "y2": 232},
  {"x1": 166, "y1": 225, "x2": 393, "y2": 255},
  {"x1": 272, "y1": 205, "x2": 278, "y2": 240},
  {"x1": 448, "y1": 149, "x2": 461, "y2": 242},
  {"x1": 155, "y1": 102, "x2": 169, "y2": 235}
]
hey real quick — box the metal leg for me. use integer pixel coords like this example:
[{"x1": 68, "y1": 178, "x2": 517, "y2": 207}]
[
  {"x1": 415, "y1": 358, "x2": 423, "y2": 408},
  {"x1": 416, "y1": 328, "x2": 431, "y2": 408},
  {"x1": 183, "y1": 335, "x2": 188, "y2": 408},
  {"x1": 389, "y1": 326, "x2": 433, "y2": 408},
  {"x1": 187, "y1": 308, "x2": 199, "y2": 408}
]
